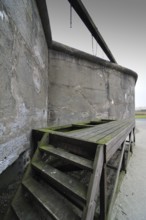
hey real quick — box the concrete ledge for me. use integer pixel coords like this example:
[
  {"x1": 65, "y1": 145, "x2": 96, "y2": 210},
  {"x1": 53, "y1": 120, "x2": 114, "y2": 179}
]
[{"x1": 50, "y1": 41, "x2": 138, "y2": 83}]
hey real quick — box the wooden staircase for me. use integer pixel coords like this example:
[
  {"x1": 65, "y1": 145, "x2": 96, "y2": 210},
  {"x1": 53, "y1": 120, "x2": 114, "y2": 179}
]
[
  {"x1": 4, "y1": 132, "x2": 104, "y2": 220},
  {"x1": 4, "y1": 119, "x2": 135, "y2": 220}
]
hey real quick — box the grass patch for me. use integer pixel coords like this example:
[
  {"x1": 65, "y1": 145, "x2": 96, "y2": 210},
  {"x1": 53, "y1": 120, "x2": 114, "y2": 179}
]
[{"x1": 135, "y1": 115, "x2": 146, "y2": 119}]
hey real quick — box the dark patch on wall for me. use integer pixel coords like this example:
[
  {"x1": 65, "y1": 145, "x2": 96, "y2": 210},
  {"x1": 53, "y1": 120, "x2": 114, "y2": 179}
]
[{"x1": 0, "y1": 150, "x2": 30, "y2": 219}]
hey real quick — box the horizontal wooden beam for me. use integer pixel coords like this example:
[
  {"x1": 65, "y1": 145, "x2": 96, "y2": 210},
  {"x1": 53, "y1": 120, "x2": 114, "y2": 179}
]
[
  {"x1": 68, "y1": 0, "x2": 117, "y2": 63},
  {"x1": 35, "y1": 0, "x2": 52, "y2": 47}
]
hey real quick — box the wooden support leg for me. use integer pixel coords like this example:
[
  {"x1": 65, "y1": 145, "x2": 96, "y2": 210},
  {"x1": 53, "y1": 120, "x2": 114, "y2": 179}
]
[
  {"x1": 133, "y1": 127, "x2": 136, "y2": 144},
  {"x1": 82, "y1": 145, "x2": 104, "y2": 220},
  {"x1": 121, "y1": 151, "x2": 126, "y2": 173},
  {"x1": 129, "y1": 132, "x2": 133, "y2": 153},
  {"x1": 100, "y1": 163, "x2": 107, "y2": 220}
]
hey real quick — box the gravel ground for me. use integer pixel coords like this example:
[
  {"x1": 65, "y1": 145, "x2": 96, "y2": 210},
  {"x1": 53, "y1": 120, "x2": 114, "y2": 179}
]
[{"x1": 111, "y1": 119, "x2": 146, "y2": 220}]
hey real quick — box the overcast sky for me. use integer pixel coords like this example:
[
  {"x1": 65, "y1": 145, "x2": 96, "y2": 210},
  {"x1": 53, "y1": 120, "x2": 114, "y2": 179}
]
[{"x1": 47, "y1": 0, "x2": 146, "y2": 108}]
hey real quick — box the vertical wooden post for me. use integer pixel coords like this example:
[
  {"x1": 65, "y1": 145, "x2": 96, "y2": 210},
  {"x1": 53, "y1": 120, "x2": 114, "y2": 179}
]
[
  {"x1": 35, "y1": 0, "x2": 52, "y2": 47},
  {"x1": 82, "y1": 145, "x2": 104, "y2": 220},
  {"x1": 121, "y1": 150, "x2": 126, "y2": 173},
  {"x1": 100, "y1": 163, "x2": 107, "y2": 220},
  {"x1": 133, "y1": 127, "x2": 136, "y2": 144},
  {"x1": 129, "y1": 132, "x2": 133, "y2": 153}
]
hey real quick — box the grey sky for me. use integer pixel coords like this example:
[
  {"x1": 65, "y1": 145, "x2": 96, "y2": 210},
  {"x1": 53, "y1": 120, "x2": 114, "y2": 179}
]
[{"x1": 47, "y1": 0, "x2": 146, "y2": 108}]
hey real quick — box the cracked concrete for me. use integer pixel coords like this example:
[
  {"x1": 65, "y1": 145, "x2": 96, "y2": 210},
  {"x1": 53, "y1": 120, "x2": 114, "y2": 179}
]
[
  {"x1": 0, "y1": 0, "x2": 48, "y2": 174},
  {"x1": 0, "y1": 1, "x2": 49, "y2": 217},
  {"x1": 48, "y1": 48, "x2": 136, "y2": 125},
  {"x1": 0, "y1": 0, "x2": 137, "y2": 218}
]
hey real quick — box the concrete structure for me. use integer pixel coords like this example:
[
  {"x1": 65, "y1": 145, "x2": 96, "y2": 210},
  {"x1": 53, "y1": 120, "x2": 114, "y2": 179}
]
[
  {"x1": 0, "y1": 0, "x2": 137, "y2": 218},
  {"x1": 0, "y1": 1, "x2": 48, "y2": 217},
  {"x1": 48, "y1": 42, "x2": 136, "y2": 125},
  {"x1": 0, "y1": 0, "x2": 48, "y2": 175}
]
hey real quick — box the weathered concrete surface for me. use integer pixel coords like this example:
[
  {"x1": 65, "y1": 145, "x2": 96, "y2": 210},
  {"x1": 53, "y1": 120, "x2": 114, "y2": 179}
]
[
  {"x1": 0, "y1": 1, "x2": 49, "y2": 217},
  {"x1": 48, "y1": 43, "x2": 136, "y2": 126},
  {"x1": 0, "y1": 0, "x2": 137, "y2": 175},
  {"x1": 0, "y1": 0, "x2": 48, "y2": 174},
  {"x1": 0, "y1": 150, "x2": 30, "y2": 219},
  {"x1": 0, "y1": 1, "x2": 137, "y2": 218}
]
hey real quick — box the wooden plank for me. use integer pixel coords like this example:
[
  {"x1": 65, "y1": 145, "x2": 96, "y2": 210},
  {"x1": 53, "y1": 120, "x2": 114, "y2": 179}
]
[
  {"x1": 69, "y1": 120, "x2": 125, "y2": 139},
  {"x1": 82, "y1": 145, "x2": 104, "y2": 220},
  {"x1": 32, "y1": 161, "x2": 87, "y2": 203},
  {"x1": 38, "y1": 119, "x2": 113, "y2": 135},
  {"x1": 106, "y1": 123, "x2": 134, "y2": 161},
  {"x1": 85, "y1": 121, "x2": 129, "y2": 145},
  {"x1": 88, "y1": 121, "x2": 128, "y2": 140},
  {"x1": 39, "y1": 145, "x2": 93, "y2": 171},
  {"x1": 109, "y1": 122, "x2": 134, "y2": 146},
  {"x1": 12, "y1": 192, "x2": 40, "y2": 220},
  {"x1": 90, "y1": 120, "x2": 110, "y2": 124},
  {"x1": 72, "y1": 124, "x2": 94, "y2": 128},
  {"x1": 63, "y1": 126, "x2": 102, "y2": 138},
  {"x1": 64, "y1": 121, "x2": 116, "y2": 138},
  {"x1": 97, "y1": 121, "x2": 130, "y2": 144},
  {"x1": 36, "y1": 124, "x2": 73, "y2": 133},
  {"x1": 76, "y1": 120, "x2": 129, "y2": 140},
  {"x1": 79, "y1": 122, "x2": 124, "y2": 140},
  {"x1": 23, "y1": 177, "x2": 80, "y2": 220},
  {"x1": 49, "y1": 133, "x2": 97, "y2": 158},
  {"x1": 106, "y1": 164, "x2": 117, "y2": 171},
  {"x1": 87, "y1": 121, "x2": 129, "y2": 143},
  {"x1": 4, "y1": 207, "x2": 18, "y2": 220}
]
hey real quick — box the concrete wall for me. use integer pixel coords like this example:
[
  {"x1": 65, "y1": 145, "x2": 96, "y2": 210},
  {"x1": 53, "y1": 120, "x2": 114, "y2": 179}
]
[
  {"x1": 0, "y1": 0, "x2": 48, "y2": 174},
  {"x1": 0, "y1": 0, "x2": 49, "y2": 217},
  {"x1": 0, "y1": 0, "x2": 137, "y2": 177},
  {"x1": 0, "y1": 0, "x2": 137, "y2": 218},
  {"x1": 48, "y1": 43, "x2": 137, "y2": 126}
]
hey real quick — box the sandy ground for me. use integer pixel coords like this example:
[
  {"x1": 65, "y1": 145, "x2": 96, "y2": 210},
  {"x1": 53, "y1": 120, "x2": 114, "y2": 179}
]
[{"x1": 111, "y1": 119, "x2": 146, "y2": 220}]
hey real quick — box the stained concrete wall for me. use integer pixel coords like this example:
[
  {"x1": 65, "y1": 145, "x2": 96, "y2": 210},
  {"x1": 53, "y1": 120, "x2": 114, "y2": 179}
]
[
  {"x1": 0, "y1": 0, "x2": 48, "y2": 174},
  {"x1": 0, "y1": 0, "x2": 137, "y2": 218},
  {"x1": 0, "y1": 0, "x2": 49, "y2": 217},
  {"x1": 0, "y1": 0, "x2": 137, "y2": 177},
  {"x1": 48, "y1": 43, "x2": 137, "y2": 126}
]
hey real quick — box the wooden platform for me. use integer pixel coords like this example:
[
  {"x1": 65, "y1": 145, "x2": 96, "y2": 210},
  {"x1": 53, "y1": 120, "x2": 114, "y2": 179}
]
[{"x1": 4, "y1": 118, "x2": 135, "y2": 220}]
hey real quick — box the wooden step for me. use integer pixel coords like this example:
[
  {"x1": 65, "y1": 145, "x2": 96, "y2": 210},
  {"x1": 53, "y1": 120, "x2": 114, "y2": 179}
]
[
  {"x1": 12, "y1": 194, "x2": 40, "y2": 220},
  {"x1": 3, "y1": 208, "x2": 18, "y2": 220},
  {"x1": 22, "y1": 177, "x2": 80, "y2": 220},
  {"x1": 39, "y1": 145, "x2": 93, "y2": 171},
  {"x1": 32, "y1": 161, "x2": 87, "y2": 203}
]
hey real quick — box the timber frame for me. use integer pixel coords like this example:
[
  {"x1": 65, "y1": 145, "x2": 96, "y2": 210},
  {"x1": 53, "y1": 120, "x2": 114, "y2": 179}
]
[
  {"x1": 40, "y1": 119, "x2": 135, "y2": 219},
  {"x1": 5, "y1": 118, "x2": 135, "y2": 220}
]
